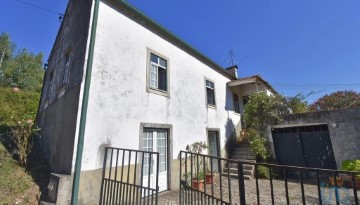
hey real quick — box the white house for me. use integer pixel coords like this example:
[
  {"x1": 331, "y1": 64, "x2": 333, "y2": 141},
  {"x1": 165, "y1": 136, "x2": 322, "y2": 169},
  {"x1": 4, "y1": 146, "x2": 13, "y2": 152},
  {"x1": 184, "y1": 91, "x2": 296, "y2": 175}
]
[{"x1": 36, "y1": 0, "x2": 276, "y2": 204}]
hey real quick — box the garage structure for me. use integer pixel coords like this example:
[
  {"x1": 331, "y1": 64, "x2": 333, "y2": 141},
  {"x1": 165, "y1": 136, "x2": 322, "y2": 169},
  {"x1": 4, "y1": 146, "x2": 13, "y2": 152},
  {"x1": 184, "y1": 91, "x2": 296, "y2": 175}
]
[{"x1": 271, "y1": 124, "x2": 337, "y2": 170}]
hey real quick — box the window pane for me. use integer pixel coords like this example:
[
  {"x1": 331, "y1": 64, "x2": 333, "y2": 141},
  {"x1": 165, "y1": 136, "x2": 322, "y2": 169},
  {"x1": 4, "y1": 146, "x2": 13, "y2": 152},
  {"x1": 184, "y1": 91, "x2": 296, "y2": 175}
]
[
  {"x1": 158, "y1": 67, "x2": 167, "y2": 91},
  {"x1": 206, "y1": 80, "x2": 214, "y2": 89},
  {"x1": 207, "y1": 88, "x2": 215, "y2": 105},
  {"x1": 150, "y1": 53, "x2": 158, "y2": 63},
  {"x1": 159, "y1": 57, "x2": 167, "y2": 68},
  {"x1": 160, "y1": 163, "x2": 166, "y2": 172}
]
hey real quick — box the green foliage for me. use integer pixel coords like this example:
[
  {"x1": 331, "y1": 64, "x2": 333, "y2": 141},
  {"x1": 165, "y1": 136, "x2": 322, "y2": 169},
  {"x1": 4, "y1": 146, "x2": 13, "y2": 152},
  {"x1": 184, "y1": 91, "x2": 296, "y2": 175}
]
[
  {"x1": 0, "y1": 87, "x2": 40, "y2": 127},
  {"x1": 286, "y1": 92, "x2": 311, "y2": 113},
  {"x1": 0, "y1": 143, "x2": 34, "y2": 204},
  {"x1": 245, "y1": 128, "x2": 269, "y2": 161},
  {"x1": 1, "y1": 50, "x2": 44, "y2": 91},
  {"x1": 0, "y1": 32, "x2": 44, "y2": 91},
  {"x1": 10, "y1": 118, "x2": 40, "y2": 166},
  {"x1": 342, "y1": 159, "x2": 360, "y2": 176},
  {"x1": 256, "y1": 165, "x2": 271, "y2": 179},
  {"x1": 0, "y1": 33, "x2": 15, "y2": 64},
  {"x1": 244, "y1": 92, "x2": 289, "y2": 133},
  {"x1": 185, "y1": 141, "x2": 208, "y2": 154},
  {"x1": 310, "y1": 90, "x2": 360, "y2": 112}
]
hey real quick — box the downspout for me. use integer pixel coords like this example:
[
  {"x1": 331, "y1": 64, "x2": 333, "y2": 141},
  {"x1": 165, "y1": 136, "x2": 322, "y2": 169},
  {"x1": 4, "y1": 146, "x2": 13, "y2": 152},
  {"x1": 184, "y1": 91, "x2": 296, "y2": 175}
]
[{"x1": 70, "y1": 0, "x2": 100, "y2": 204}]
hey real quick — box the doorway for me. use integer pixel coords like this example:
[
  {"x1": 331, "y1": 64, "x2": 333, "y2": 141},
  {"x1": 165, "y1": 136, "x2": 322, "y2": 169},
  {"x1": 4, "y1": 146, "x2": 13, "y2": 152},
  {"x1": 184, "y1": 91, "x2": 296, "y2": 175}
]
[
  {"x1": 207, "y1": 130, "x2": 220, "y2": 172},
  {"x1": 142, "y1": 128, "x2": 168, "y2": 192}
]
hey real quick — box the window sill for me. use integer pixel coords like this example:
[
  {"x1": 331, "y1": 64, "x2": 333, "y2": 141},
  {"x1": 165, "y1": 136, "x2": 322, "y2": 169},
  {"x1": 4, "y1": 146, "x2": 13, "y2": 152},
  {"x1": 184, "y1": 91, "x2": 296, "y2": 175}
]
[
  {"x1": 207, "y1": 104, "x2": 216, "y2": 109},
  {"x1": 147, "y1": 87, "x2": 170, "y2": 98}
]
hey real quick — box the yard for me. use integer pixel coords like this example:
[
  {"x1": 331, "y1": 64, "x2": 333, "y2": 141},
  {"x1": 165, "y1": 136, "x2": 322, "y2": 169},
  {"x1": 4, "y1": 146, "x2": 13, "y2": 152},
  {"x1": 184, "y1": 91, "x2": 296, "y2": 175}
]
[
  {"x1": 0, "y1": 134, "x2": 50, "y2": 204},
  {"x1": 158, "y1": 175, "x2": 360, "y2": 205}
]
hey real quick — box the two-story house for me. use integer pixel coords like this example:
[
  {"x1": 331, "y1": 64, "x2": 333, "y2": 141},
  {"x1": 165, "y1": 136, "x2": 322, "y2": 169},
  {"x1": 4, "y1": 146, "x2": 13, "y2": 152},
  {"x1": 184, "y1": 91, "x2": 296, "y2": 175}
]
[{"x1": 36, "y1": 0, "x2": 276, "y2": 204}]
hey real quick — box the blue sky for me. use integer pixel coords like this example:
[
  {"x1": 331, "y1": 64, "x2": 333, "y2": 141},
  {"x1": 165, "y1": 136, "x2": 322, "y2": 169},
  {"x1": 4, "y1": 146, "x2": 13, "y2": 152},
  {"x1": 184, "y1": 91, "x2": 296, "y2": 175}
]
[{"x1": 1, "y1": 0, "x2": 359, "y2": 102}]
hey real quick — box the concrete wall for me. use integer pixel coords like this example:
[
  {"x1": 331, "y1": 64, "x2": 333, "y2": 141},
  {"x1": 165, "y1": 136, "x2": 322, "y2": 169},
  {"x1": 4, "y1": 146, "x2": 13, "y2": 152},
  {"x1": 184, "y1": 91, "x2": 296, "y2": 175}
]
[
  {"x1": 276, "y1": 108, "x2": 360, "y2": 169},
  {"x1": 78, "y1": 1, "x2": 241, "y2": 203},
  {"x1": 36, "y1": 0, "x2": 93, "y2": 174}
]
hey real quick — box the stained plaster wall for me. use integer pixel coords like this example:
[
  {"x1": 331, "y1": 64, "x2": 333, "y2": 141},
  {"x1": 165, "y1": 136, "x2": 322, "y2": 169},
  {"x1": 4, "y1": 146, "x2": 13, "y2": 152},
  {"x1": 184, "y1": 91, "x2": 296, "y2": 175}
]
[
  {"x1": 36, "y1": 0, "x2": 93, "y2": 174},
  {"x1": 78, "y1": 0, "x2": 241, "y2": 200}
]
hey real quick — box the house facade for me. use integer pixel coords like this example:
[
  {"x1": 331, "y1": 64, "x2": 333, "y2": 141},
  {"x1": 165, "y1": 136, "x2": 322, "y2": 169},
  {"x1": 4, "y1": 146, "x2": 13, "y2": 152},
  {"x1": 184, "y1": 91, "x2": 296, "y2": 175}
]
[{"x1": 36, "y1": 0, "x2": 276, "y2": 204}]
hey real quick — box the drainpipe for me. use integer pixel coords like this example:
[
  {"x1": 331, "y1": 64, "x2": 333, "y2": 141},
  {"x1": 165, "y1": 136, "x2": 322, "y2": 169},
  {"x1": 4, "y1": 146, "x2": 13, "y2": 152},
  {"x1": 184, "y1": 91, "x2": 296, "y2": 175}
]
[{"x1": 70, "y1": 0, "x2": 100, "y2": 204}]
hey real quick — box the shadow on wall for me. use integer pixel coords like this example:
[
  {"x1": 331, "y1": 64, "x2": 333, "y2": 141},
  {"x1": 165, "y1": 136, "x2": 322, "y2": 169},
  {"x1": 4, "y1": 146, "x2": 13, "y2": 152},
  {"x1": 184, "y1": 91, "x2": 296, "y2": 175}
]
[
  {"x1": 96, "y1": 143, "x2": 111, "y2": 168},
  {"x1": 224, "y1": 118, "x2": 236, "y2": 157}
]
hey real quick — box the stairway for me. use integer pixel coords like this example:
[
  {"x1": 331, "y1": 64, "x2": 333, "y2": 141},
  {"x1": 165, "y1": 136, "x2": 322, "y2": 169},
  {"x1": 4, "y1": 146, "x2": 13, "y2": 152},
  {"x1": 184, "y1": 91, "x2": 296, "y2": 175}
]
[{"x1": 224, "y1": 141, "x2": 256, "y2": 180}]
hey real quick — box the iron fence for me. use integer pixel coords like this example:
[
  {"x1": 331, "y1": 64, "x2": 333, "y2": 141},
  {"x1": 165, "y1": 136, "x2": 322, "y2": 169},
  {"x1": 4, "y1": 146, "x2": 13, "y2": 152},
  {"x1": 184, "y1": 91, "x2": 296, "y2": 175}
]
[
  {"x1": 179, "y1": 151, "x2": 360, "y2": 205},
  {"x1": 99, "y1": 147, "x2": 159, "y2": 205}
]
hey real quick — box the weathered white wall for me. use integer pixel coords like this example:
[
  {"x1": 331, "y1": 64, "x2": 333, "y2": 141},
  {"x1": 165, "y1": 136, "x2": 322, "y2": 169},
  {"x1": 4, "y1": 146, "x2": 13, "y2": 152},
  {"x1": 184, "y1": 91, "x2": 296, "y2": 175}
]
[{"x1": 80, "y1": 1, "x2": 240, "y2": 172}]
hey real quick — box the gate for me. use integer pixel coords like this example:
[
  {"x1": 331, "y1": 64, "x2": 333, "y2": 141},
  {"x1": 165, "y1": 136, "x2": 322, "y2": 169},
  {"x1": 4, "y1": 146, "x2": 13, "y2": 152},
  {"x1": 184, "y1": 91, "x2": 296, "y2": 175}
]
[
  {"x1": 179, "y1": 151, "x2": 359, "y2": 205},
  {"x1": 272, "y1": 125, "x2": 337, "y2": 169},
  {"x1": 99, "y1": 147, "x2": 159, "y2": 205}
]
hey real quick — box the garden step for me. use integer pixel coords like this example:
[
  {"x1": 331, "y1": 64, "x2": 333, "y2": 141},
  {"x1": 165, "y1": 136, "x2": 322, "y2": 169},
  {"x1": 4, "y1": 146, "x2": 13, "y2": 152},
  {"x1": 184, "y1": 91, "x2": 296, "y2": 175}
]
[
  {"x1": 232, "y1": 148, "x2": 252, "y2": 154},
  {"x1": 230, "y1": 154, "x2": 256, "y2": 160},
  {"x1": 227, "y1": 163, "x2": 254, "y2": 170},
  {"x1": 223, "y1": 167, "x2": 254, "y2": 175},
  {"x1": 222, "y1": 173, "x2": 253, "y2": 180}
]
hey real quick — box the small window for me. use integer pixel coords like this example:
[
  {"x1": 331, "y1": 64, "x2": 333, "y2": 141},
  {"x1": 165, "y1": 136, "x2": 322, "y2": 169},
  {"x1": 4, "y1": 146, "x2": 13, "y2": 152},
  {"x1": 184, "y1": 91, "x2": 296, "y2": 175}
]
[
  {"x1": 149, "y1": 53, "x2": 167, "y2": 92},
  {"x1": 206, "y1": 80, "x2": 216, "y2": 106},
  {"x1": 62, "y1": 52, "x2": 71, "y2": 85},
  {"x1": 233, "y1": 94, "x2": 240, "y2": 113}
]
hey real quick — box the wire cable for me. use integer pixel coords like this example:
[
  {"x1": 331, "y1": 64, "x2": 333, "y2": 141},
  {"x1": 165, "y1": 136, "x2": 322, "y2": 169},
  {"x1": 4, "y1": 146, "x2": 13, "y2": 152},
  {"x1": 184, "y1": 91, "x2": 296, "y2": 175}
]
[{"x1": 13, "y1": 0, "x2": 64, "y2": 16}]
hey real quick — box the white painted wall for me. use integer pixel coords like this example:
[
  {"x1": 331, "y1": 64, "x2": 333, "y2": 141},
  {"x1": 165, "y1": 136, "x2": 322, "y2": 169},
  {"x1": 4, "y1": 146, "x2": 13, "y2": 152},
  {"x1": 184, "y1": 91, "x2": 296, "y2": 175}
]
[{"x1": 80, "y1": 1, "x2": 240, "y2": 171}]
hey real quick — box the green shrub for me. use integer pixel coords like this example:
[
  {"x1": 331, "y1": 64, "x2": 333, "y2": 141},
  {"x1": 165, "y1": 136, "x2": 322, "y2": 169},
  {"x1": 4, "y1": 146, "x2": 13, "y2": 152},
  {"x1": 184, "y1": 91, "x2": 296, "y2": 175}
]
[
  {"x1": 246, "y1": 128, "x2": 269, "y2": 161},
  {"x1": 342, "y1": 159, "x2": 360, "y2": 176},
  {"x1": 0, "y1": 87, "x2": 40, "y2": 127},
  {"x1": 256, "y1": 165, "x2": 271, "y2": 179}
]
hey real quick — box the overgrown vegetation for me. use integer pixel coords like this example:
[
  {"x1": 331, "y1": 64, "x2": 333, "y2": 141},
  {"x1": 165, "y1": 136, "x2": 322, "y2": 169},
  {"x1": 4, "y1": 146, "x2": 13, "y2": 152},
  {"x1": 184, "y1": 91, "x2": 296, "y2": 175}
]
[
  {"x1": 310, "y1": 90, "x2": 360, "y2": 111},
  {"x1": 0, "y1": 142, "x2": 37, "y2": 204},
  {"x1": 342, "y1": 159, "x2": 360, "y2": 176},
  {"x1": 0, "y1": 33, "x2": 44, "y2": 92},
  {"x1": 243, "y1": 92, "x2": 309, "y2": 162},
  {"x1": 0, "y1": 32, "x2": 45, "y2": 203}
]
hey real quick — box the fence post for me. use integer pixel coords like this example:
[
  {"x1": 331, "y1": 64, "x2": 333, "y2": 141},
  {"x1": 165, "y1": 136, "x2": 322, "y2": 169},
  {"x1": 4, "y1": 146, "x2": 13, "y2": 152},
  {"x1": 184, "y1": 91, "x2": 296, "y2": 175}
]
[{"x1": 238, "y1": 162, "x2": 246, "y2": 205}]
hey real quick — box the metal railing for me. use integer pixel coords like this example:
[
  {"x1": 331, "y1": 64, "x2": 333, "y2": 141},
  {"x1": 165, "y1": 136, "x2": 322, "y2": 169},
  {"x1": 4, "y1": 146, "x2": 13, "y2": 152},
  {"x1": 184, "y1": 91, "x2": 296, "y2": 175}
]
[
  {"x1": 179, "y1": 151, "x2": 360, "y2": 205},
  {"x1": 99, "y1": 147, "x2": 159, "y2": 205}
]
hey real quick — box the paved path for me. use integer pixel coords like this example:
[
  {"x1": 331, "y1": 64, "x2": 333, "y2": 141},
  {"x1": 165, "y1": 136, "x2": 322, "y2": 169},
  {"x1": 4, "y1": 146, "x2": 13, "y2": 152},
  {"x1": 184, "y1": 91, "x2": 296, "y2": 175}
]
[{"x1": 158, "y1": 176, "x2": 359, "y2": 205}]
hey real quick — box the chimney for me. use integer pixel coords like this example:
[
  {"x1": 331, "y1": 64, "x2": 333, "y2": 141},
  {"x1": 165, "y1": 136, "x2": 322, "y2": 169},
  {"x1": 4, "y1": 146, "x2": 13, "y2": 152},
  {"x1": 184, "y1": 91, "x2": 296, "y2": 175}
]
[{"x1": 225, "y1": 65, "x2": 238, "y2": 79}]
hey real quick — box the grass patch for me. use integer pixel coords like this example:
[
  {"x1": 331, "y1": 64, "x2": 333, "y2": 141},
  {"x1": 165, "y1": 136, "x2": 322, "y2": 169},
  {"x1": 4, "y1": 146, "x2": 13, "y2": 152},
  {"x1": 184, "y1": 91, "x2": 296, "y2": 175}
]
[{"x1": 0, "y1": 142, "x2": 37, "y2": 204}]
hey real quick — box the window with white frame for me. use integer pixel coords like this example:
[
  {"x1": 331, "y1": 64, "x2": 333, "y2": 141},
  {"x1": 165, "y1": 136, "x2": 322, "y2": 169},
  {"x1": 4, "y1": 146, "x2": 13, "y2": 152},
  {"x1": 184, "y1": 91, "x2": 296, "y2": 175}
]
[
  {"x1": 206, "y1": 80, "x2": 216, "y2": 106},
  {"x1": 62, "y1": 52, "x2": 71, "y2": 85},
  {"x1": 149, "y1": 53, "x2": 167, "y2": 92}
]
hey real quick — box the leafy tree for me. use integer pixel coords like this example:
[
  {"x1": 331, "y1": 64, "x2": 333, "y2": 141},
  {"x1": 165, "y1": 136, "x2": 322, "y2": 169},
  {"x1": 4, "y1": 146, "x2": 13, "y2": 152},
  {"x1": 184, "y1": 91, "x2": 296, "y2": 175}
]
[
  {"x1": 285, "y1": 92, "x2": 312, "y2": 114},
  {"x1": 0, "y1": 32, "x2": 44, "y2": 91},
  {"x1": 1, "y1": 50, "x2": 44, "y2": 91},
  {"x1": 243, "y1": 92, "x2": 310, "y2": 161},
  {"x1": 244, "y1": 92, "x2": 289, "y2": 133},
  {"x1": 309, "y1": 90, "x2": 360, "y2": 111},
  {"x1": 0, "y1": 33, "x2": 15, "y2": 68}
]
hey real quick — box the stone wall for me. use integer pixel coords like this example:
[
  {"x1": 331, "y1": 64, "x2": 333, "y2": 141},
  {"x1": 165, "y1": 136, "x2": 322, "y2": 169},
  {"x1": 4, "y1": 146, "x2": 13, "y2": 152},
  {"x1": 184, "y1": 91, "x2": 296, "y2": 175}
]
[{"x1": 276, "y1": 107, "x2": 360, "y2": 169}]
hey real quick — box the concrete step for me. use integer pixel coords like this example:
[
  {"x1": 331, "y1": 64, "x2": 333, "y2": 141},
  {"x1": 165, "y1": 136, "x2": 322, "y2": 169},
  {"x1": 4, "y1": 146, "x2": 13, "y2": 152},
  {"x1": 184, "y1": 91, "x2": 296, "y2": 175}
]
[
  {"x1": 221, "y1": 173, "x2": 253, "y2": 180},
  {"x1": 40, "y1": 202, "x2": 55, "y2": 205},
  {"x1": 230, "y1": 154, "x2": 256, "y2": 160},
  {"x1": 226, "y1": 163, "x2": 255, "y2": 170},
  {"x1": 223, "y1": 168, "x2": 254, "y2": 176},
  {"x1": 232, "y1": 150, "x2": 254, "y2": 155}
]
